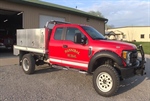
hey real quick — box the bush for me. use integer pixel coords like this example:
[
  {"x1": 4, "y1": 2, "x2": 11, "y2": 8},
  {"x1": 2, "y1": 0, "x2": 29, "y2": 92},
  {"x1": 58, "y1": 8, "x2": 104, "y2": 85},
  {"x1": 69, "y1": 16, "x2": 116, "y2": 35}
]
[{"x1": 129, "y1": 42, "x2": 150, "y2": 55}]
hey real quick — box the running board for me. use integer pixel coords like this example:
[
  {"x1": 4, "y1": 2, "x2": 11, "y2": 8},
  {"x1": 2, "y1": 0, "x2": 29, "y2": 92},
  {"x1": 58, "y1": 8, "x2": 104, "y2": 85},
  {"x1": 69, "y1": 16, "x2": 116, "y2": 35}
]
[{"x1": 52, "y1": 65, "x2": 88, "y2": 74}]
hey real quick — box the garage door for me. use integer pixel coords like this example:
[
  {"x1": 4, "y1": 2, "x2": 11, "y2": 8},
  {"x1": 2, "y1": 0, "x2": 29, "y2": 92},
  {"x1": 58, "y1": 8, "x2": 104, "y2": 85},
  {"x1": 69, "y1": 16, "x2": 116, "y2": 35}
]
[{"x1": 39, "y1": 15, "x2": 65, "y2": 28}]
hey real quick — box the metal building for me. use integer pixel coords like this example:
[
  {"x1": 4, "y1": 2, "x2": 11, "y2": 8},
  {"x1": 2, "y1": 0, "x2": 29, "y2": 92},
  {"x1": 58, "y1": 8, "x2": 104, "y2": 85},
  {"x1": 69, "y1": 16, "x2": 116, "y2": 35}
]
[{"x1": 0, "y1": 0, "x2": 107, "y2": 50}]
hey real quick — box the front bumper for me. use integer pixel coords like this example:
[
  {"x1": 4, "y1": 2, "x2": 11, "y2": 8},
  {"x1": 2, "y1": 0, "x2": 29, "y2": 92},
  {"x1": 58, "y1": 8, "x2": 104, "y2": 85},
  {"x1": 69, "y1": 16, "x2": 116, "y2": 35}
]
[{"x1": 120, "y1": 45, "x2": 146, "y2": 79}]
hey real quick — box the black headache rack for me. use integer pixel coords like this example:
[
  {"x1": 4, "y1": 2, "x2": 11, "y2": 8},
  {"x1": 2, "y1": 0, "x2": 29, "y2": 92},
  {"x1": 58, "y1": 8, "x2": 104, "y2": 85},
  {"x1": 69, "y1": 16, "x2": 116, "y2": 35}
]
[
  {"x1": 45, "y1": 20, "x2": 70, "y2": 27},
  {"x1": 135, "y1": 45, "x2": 146, "y2": 75}
]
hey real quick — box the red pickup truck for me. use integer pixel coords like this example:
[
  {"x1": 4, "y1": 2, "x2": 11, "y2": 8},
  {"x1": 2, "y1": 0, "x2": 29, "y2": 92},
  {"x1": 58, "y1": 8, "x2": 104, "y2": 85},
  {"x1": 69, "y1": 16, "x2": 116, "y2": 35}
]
[{"x1": 14, "y1": 21, "x2": 146, "y2": 97}]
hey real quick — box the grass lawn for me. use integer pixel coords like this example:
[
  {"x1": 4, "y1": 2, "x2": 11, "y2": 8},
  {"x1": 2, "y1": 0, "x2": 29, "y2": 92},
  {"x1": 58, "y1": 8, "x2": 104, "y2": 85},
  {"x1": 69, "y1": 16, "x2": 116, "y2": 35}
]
[{"x1": 130, "y1": 42, "x2": 150, "y2": 55}]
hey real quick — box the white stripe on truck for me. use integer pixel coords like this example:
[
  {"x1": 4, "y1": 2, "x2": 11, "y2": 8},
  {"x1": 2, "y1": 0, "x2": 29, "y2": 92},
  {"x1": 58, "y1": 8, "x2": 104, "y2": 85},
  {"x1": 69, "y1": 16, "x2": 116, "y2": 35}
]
[{"x1": 50, "y1": 58, "x2": 88, "y2": 67}]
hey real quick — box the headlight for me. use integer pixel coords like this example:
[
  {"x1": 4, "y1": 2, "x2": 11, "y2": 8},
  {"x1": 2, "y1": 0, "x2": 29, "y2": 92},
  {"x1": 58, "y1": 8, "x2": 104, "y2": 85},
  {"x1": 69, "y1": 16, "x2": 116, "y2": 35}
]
[{"x1": 122, "y1": 51, "x2": 132, "y2": 66}]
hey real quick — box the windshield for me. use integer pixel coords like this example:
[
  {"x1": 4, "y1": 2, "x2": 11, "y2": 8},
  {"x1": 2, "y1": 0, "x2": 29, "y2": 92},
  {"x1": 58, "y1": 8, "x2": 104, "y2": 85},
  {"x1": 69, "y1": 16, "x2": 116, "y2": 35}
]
[{"x1": 81, "y1": 26, "x2": 106, "y2": 40}]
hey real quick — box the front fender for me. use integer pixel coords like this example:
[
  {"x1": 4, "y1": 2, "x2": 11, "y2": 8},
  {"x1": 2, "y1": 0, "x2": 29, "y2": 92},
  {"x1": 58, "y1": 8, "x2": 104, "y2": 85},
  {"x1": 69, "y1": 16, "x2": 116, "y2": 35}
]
[{"x1": 88, "y1": 50, "x2": 124, "y2": 73}]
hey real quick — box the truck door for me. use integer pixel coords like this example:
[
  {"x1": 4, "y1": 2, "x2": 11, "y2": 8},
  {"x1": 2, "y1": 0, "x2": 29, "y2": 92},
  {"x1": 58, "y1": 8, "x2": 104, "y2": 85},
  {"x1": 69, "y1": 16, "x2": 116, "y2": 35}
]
[
  {"x1": 61, "y1": 27, "x2": 90, "y2": 71},
  {"x1": 49, "y1": 27, "x2": 64, "y2": 65}
]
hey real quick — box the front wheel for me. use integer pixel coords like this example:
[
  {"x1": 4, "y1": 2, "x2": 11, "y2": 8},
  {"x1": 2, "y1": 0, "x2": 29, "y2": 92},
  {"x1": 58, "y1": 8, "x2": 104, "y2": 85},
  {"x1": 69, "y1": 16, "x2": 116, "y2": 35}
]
[
  {"x1": 93, "y1": 65, "x2": 120, "y2": 97},
  {"x1": 22, "y1": 54, "x2": 35, "y2": 74}
]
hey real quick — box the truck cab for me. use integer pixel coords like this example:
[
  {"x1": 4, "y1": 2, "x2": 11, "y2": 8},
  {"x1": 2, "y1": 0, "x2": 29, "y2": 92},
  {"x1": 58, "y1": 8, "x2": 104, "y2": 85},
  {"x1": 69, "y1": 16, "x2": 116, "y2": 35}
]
[{"x1": 14, "y1": 21, "x2": 146, "y2": 97}]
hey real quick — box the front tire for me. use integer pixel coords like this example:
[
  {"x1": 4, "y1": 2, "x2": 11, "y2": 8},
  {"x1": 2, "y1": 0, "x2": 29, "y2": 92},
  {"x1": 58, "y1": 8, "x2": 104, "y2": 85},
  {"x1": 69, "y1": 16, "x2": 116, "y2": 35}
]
[
  {"x1": 93, "y1": 65, "x2": 120, "y2": 97},
  {"x1": 22, "y1": 54, "x2": 35, "y2": 74}
]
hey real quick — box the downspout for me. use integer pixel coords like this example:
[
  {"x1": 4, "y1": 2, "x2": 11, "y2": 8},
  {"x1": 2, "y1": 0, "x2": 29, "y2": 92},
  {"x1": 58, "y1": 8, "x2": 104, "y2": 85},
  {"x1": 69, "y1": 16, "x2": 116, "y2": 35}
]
[
  {"x1": 104, "y1": 19, "x2": 108, "y2": 35},
  {"x1": 105, "y1": 19, "x2": 108, "y2": 30}
]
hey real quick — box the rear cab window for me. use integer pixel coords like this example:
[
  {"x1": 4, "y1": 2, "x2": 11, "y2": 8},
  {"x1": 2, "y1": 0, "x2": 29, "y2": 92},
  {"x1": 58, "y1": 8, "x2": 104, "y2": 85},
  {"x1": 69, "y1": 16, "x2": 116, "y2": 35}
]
[{"x1": 54, "y1": 27, "x2": 63, "y2": 40}]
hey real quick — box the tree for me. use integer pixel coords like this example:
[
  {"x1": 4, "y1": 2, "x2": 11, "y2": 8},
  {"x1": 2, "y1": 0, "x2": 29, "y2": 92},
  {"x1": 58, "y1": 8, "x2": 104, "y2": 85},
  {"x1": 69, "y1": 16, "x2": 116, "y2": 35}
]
[
  {"x1": 88, "y1": 11, "x2": 104, "y2": 17},
  {"x1": 88, "y1": 11, "x2": 115, "y2": 29},
  {"x1": 106, "y1": 25, "x2": 115, "y2": 29}
]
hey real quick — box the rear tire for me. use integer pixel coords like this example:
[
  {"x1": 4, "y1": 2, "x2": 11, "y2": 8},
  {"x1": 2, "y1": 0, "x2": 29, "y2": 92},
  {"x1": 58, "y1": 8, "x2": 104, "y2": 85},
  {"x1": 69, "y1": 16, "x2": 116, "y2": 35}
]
[
  {"x1": 22, "y1": 54, "x2": 35, "y2": 74},
  {"x1": 93, "y1": 65, "x2": 120, "y2": 97}
]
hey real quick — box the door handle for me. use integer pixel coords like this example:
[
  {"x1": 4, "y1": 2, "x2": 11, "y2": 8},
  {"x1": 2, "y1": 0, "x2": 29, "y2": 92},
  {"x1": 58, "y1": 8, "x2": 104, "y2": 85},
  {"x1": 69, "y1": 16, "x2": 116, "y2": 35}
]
[
  {"x1": 88, "y1": 46, "x2": 92, "y2": 56},
  {"x1": 63, "y1": 45, "x2": 68, "y2": 48}
]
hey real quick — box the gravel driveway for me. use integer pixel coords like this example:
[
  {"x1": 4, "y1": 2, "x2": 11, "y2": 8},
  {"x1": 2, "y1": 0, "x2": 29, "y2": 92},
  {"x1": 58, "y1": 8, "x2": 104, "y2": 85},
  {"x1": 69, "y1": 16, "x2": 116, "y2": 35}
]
[{"x1": 0, "y1": 55, "x2": 150, "y2": 101}]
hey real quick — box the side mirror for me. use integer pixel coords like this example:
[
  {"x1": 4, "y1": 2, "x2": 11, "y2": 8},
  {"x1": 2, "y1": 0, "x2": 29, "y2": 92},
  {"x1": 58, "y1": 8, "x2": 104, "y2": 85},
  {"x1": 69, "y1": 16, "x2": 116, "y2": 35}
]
[
  {"x1": 81, "y1": 36, "x2": 87, "y2": 44},
  {"x1": 74, "y1": 33, "x2": 82, "y2": 44}
]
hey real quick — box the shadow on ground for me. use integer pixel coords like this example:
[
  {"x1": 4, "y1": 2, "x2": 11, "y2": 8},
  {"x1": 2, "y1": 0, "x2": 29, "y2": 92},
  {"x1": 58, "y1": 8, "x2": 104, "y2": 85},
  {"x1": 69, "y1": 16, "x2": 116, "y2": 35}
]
[{"x1": 34, "y1": 65, "x2": 62, "y2": 74}]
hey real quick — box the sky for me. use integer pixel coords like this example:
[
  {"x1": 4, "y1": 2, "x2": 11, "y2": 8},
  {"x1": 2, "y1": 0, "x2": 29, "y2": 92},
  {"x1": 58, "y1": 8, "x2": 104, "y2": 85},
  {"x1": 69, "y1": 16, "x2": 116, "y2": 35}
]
[{"x1": 41, "y1": 0, "x2": 150, "y2": 27}]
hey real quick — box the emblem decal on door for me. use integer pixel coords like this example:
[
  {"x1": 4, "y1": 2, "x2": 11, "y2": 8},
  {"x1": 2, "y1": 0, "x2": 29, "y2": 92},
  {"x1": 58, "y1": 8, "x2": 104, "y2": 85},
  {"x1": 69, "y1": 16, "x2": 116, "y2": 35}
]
[
  {"x1": 65, "y1": 49, "x2": 80, "y2": 54},
  {"x1": 65, "y1": 48, "x2": 80, "y2": 58},
  {"x1": 67, "y1": 54, "x2": 76, "y2": 58}
]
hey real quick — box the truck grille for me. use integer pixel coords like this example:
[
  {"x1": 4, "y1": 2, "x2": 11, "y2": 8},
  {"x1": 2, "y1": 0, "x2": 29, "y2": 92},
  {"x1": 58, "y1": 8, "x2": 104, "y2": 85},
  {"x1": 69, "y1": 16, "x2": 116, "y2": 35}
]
[{"x1": 130, "y1": 50, "x2": 138, "y2": 66}]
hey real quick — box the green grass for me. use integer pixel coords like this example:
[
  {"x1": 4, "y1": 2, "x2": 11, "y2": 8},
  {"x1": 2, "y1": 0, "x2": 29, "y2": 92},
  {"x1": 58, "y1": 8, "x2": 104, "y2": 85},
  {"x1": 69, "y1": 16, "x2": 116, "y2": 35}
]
[{"x1": 129, "y1": 42, "x2": 150, "y2": 55}]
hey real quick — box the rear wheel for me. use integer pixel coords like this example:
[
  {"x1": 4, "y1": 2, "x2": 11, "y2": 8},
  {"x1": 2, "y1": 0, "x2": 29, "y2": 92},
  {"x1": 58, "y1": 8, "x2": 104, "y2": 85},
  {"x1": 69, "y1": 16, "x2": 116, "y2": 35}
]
[
  {"x1": 93, "y1": 65, "x2": 120, "y2": 97},
  {"x1": 22, "y1": 54, "x2": 35, "y2": 74}
]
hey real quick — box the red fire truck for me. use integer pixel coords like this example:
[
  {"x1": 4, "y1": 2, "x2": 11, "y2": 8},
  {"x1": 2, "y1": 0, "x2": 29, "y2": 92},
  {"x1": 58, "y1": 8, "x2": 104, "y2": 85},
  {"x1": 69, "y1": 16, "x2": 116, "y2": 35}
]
[{"x1": 14, "y1": 21, "x2": 146, "y2": 97}]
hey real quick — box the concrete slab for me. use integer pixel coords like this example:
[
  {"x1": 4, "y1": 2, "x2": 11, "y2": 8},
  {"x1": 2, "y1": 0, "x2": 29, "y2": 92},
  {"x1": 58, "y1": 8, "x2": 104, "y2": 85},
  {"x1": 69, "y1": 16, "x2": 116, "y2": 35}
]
[
  {"x1": 0, "y1": 57, "x2": 19, "y2": 66},
  {"x1": 0, "y1": 49, "x2": 19, "y2": 66}
]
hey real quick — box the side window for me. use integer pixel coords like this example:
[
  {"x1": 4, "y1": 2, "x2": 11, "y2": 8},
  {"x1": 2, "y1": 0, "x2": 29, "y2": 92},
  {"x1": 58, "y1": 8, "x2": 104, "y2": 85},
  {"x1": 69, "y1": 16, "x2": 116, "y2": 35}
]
[
  {"x1": 65, "y1": 27, "x2": 84, "y2": 41},
  {"x1": 140, "y1": 34, "x2": 144, "y2": 39},
  {"x1": 54, "y1": 27, "x2": 63, "y2": 40}
]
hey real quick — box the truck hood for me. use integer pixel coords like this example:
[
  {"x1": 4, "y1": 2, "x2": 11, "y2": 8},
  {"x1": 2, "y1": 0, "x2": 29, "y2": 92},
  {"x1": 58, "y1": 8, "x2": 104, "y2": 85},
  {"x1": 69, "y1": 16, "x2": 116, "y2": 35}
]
[{"x1": 94, "y1": 40, "x2": 137, "y2": 50}]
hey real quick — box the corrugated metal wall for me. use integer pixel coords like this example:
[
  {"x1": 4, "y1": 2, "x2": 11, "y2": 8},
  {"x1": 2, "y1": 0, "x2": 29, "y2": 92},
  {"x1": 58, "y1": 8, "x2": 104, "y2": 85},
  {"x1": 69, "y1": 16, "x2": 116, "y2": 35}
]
[{"x1": 0, "y1": 1, "x2": 105, "y2": 33}]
